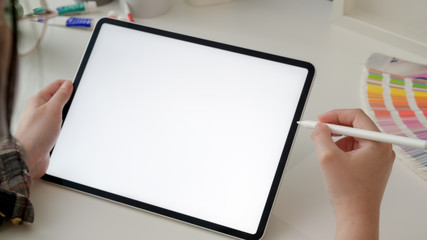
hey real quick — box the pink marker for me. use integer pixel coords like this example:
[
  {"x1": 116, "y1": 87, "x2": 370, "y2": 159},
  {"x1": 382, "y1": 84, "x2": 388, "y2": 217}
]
[{"x1": 119, "y1": 0, "x2": 134, "y2": 22}]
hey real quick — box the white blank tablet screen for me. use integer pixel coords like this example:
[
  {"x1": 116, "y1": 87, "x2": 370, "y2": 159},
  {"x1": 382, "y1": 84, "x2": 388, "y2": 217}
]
[{"x1": 48, "y1": 21, "x2": 310, "y2": 236}]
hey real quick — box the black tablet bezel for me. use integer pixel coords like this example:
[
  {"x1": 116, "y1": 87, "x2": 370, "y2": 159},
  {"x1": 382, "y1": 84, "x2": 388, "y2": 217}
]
[{"x1": 43, "y1": 18, "x2": 314, "y2": 240}]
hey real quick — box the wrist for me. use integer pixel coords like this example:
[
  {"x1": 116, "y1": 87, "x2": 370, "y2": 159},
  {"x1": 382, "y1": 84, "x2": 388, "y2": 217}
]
[
  {"x1": 334, "y1": 201, "x2": 380, "y2": 240},
  {"x1": 12, "y1": 136, "x2": 38, "y2": 180}
]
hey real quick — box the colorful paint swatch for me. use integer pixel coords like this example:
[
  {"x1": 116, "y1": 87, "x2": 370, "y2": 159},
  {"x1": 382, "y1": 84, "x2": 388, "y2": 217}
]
[{"x1": 361, "y1": 53, "x2": 427, "y2": 180}]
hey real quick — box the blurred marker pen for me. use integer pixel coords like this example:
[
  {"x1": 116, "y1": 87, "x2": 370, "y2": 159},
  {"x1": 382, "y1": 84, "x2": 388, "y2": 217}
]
[
  {"x1": 107, "y1": 10, "x2": 118, "y2": 18},
  {"x1": 33, "y1": 2, "x2": 97, "y2": 15},
  {"x1": 119, "y1": 0, "x2": 134, "y2": 22},
  {"x1": 35, "y1": 16, "x2": 94, "y2": 30}
]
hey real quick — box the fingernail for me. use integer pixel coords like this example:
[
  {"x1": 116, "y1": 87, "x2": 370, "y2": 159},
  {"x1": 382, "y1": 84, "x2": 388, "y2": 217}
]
[{"x1": 60, "y1": 81, "x2": 70, "y2": 89}]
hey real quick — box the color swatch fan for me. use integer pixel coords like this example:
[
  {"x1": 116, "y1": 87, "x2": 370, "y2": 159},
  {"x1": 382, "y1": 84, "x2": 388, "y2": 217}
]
[{"x1": 361, "y1": 53, "x2": 427, "y2": 180}]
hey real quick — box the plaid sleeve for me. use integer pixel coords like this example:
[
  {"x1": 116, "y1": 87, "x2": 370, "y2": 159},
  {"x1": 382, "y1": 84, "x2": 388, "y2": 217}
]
[{"x1": 0, "y1": 139, "x2": 34, "y2": 226}]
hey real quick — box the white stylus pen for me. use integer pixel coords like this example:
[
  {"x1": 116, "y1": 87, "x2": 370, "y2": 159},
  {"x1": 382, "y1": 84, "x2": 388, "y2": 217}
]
[{"x1": 297, "y1": 120, "x2": 427, "y2": 150}]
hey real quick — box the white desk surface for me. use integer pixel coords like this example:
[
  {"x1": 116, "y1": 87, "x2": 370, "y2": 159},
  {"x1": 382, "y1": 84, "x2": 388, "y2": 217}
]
[{"x1": 4, "y1": 0, "x2": 427, "y2": 239}]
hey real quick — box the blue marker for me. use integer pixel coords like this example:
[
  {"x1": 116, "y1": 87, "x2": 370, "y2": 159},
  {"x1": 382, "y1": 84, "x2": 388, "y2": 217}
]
[{"x1": 36, "y1": 16, "x2": 94, "y2": 30}]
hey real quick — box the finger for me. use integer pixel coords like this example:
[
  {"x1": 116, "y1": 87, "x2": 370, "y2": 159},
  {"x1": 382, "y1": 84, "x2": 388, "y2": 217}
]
[
  {"x1": 318, "y1": 108, "x2": 378, "y2": 131},
  {"x1": 317, "y1": 109, "x2": 359, "y2": 126},
  {"x1": 311, "y1": 123, "x2": 341, "y2": 163},
  {"x1": 49, "y1": 80, "x2": 73, "y2": 111},
  {"x1": 33, "y1": 80, "x2": 68, "y2": 106}
]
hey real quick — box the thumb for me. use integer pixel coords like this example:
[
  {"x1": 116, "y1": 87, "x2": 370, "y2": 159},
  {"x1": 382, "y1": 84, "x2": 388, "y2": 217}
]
[{"x1": 49, "y1": 80, "x2": 73, "y2": 110}]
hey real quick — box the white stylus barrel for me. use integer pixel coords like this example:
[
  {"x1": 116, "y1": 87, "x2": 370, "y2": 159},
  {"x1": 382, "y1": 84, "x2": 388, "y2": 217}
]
[{"x1": 297, "y1": 120, "x2": 427, "y2": 150}]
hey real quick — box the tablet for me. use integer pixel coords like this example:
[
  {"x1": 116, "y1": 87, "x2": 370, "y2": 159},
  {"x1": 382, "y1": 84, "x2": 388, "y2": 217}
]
[{"x1": 44, "y1": 18, "x2": 314, "y2": 240}]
